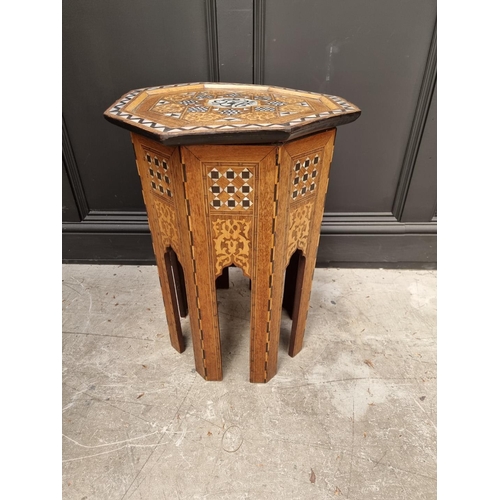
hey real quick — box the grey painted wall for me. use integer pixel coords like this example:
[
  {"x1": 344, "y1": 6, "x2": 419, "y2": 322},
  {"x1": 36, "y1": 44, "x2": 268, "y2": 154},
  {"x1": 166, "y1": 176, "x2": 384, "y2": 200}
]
[
  {"x1": 63, "y1": 0, "x2": 210, "y2": 211},
  {"x1": 63, "y1": 0, "x2": 436, "y2": 266}
]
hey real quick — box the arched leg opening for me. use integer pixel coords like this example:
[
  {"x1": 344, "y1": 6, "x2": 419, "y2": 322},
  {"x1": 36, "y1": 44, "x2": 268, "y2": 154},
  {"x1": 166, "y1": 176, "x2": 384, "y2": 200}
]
[
  {"x1": 215, "y1": 266, "x2": 230, "y2": 289},
  {"x1": 168, "y1": 249, "x2": 188, "y2": 318},
  {"x1": 287, "y1": 249, "x2": 309, "y2": 357},
  {"x1": 283, "y1": 249, "x2": 301, "y2": 319},
  {"x1": 162, "y1": 247, "x2": 186, "y2": 353},
  {"x1": 215, "y1": 266, "x2": 251, "y2": 377}
]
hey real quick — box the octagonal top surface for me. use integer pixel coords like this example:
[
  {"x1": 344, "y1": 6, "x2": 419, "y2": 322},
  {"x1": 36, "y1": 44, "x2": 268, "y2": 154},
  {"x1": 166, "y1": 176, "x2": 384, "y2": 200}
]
[{"x1": 104, "y1": 82, "x2": 361, "y2": 145}]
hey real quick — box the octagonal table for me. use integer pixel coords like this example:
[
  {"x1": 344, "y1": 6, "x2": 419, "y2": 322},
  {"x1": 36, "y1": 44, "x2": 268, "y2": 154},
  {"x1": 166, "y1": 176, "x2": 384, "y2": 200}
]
[{"x1": 104, "y1": 82, "x2": 360, "y2": 382}]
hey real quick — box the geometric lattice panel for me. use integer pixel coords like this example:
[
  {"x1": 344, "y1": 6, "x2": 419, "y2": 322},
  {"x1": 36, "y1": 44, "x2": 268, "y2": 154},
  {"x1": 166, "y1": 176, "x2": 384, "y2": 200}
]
[
  {"x1": 291, "y1": 153, "x2": 320, "y2": 200},
  {"x1": 145, "y1": 150, "x2": 173, "y2": 199},
  {"x1": 207, "y1": 166, "x2": 254, "y2": 210}
]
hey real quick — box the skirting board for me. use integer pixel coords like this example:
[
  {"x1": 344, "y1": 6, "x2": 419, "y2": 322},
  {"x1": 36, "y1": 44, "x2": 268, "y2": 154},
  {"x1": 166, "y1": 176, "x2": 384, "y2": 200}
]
[{"x1": 62, "y1": 231, "x2": 436, "y2": 269}]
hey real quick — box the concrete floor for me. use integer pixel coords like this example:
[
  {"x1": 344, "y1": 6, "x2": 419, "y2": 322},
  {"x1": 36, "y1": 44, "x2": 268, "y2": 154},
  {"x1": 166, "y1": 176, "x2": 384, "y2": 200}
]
[{"x1": 62, "y1": 265, "x2": 436, "y2": 500}]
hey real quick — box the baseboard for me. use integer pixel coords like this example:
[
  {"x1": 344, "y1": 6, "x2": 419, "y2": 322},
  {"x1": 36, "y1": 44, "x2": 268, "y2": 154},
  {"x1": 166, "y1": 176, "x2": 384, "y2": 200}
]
[
  {"x1": 63, "y1": 221, "x2": 436, "y2": 268},
  {"x1": 62, "y1": 231, "x2": 156, "y2": 265},
  {"x1": 316, "y1": 233, "x2": 436, "y2": 269}
]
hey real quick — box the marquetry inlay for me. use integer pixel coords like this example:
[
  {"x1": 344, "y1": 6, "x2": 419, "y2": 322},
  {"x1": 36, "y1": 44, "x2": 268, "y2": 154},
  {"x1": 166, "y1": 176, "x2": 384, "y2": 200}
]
[
  {"x1": 153, "y1": 198, "x2": 179, "y2": 251},
  {"x1": 212, "y1": 218, "x2": 252, "y2": 278},
  {"x1": 150, "y1": 90, "x2": 315, "y2": 124},
  {"x1": 104, "y1": 83, "x2": 360, "y2": 145},
  {"x1": 144, "y1": 149, "x2": 173, "y2": 199},
  {"x1": 291, "y1": 153, "x2": 321, "y2": 200},
  {"x1": 286, "y1": 200, "x2": 315, "y2": 263},
  {"x1": 206, "y1": 165, "x2": 254, "y2": 210}
]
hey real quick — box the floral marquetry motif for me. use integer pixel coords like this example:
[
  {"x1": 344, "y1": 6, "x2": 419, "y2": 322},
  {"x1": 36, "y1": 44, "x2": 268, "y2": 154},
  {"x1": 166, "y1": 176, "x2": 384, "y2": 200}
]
[
  {"x1": 153, "y1": 198, "x2": 179, "y2": 252},
  {"x1": 286, "y1": 201, "x2": 314, "y2": 263},
  {"x1": 212, "y1": 219, "x2": 252, "y2": 278}
]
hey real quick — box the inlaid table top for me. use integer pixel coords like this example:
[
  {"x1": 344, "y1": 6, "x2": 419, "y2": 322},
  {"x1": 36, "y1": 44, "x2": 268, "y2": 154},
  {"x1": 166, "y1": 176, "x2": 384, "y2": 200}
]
[{"x1": 104, "y1": 82, "x2": 361, "y2": 145}]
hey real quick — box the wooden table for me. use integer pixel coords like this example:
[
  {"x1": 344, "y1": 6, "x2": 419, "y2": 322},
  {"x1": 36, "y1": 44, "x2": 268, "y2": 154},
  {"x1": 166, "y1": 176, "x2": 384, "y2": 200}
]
[{"x1": 104, "y1": 82, "x2": 360, "y2": 382}]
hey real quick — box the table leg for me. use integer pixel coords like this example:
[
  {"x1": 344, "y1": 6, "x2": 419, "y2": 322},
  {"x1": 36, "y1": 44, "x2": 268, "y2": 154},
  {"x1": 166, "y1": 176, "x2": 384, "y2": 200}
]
[
  {"x1": 159, "y1": 247, "x2": 185, "y2": 353},
  {"x1": 180, "y1": 145, "x2": 224, "y2": 381},
  {"x1": 249, "y1": 151, "x2": 288, "y2": 383},
  {"x1": 182, "y1": 250, "x2": 223, "y2": 381},
  {"x1": 285, "y1": 127, "x2": 335, "y2": 356}
]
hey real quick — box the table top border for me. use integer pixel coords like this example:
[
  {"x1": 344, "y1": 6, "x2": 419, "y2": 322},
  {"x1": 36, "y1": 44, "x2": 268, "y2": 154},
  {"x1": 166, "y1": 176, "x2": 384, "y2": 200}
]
[{"x1": 104, "y1": 82, "x2": 361, "y2": 145}]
